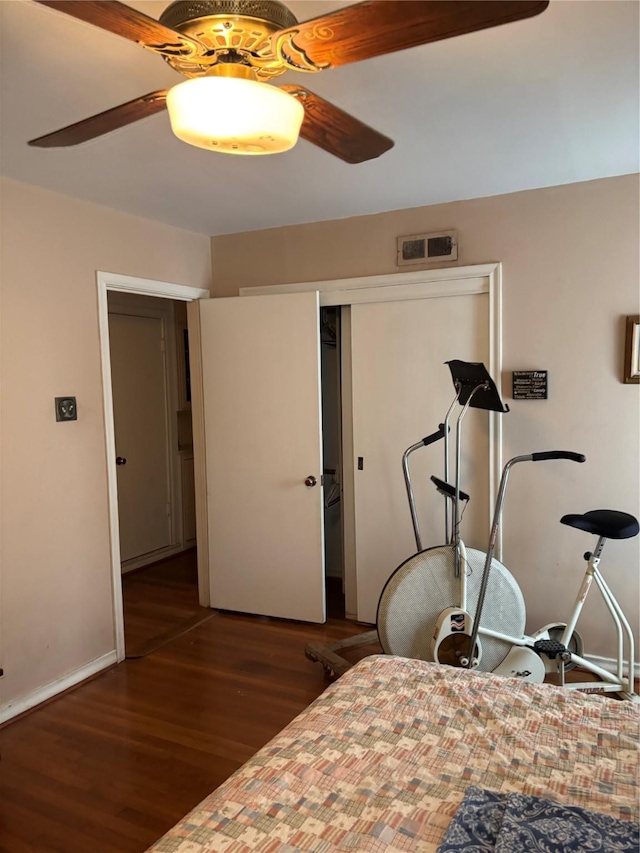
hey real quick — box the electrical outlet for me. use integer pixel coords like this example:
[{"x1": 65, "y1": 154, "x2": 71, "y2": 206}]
[{"x1": 55, "y1": 397, "x2": 77, "y2": 421}]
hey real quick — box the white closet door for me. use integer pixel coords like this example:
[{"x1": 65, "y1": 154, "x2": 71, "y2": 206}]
[
  {"x1": 200, "y1": 291, "x2": 326, "y2": 623},
  {"x1": 351, "y1": 293, "x2": 490, "y2": 623}
]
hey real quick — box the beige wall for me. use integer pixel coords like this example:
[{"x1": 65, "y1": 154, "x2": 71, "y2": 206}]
[
  {"x1": 1, "y1": 173, "x2": 637, "y2": 715},
  {"x1": 210, "y1": 175, "x2": 640, "y2": 663},
  {"x1": 0, "y1": 177, "x2": 211, "y2": 711}
]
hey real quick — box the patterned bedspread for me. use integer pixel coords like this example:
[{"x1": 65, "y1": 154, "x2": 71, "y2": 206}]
[{"x1": 147, "y1": 655, "x2": 639, "y2": 853}]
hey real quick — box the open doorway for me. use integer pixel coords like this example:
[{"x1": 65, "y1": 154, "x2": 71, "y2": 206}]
[
  {"x1": 98, "y1": 272, "x2": 210, "y2": 663},
  {"x1": 106, "y1": 291, "x2": 207, "y2": 657}
]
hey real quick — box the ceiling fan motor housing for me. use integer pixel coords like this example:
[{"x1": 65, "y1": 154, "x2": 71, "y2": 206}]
[{"x1": 158, "y1": 0, "x2": 298, "y2": 80}]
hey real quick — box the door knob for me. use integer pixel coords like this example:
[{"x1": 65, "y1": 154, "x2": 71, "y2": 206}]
[
  {"x1": 305, "y1": 475, "x2": 317, "y2": 487},
  {"x1": 116, "y1": 456, "x2": 127, "y2": 466}
]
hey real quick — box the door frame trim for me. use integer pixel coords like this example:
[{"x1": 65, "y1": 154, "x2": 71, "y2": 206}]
[
  {"x1": 241, "y1": 263, "x2": 503, "y2": 619},
  {"x1": 97, "y1": 271, "x2": 209, "y2": 662}
]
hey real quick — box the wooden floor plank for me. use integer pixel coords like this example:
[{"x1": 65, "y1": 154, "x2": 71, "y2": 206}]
[
  {"x1": 6, "y1": 553, "x2": 624, "y2": 852},
  {"x1": 0, "y1": 555, "x2": 361, "y2": 852},
  {"x1": 122, "y1": 549, "x2": 209, "y2": 657}
]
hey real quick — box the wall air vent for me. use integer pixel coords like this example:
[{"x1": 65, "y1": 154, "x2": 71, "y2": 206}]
[{"x1": 397, "y1": 230, "x2": 458, "y2": 266}]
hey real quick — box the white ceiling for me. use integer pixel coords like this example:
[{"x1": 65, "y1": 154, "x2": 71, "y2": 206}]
[{"x1": 1, "y1": 0, "x2": 638, "y2": 236}]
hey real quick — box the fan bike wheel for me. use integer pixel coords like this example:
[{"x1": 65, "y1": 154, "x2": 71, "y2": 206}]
[{"x1": 377, "y1": 544, "x2": 526, "y2": 673}]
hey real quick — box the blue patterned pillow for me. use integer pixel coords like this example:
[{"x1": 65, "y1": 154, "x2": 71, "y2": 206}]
[
  {"x1": 496, "y1": 791, "x2": 640, "y2": 852},
  {"x1": 437, "y1": 787, "x2": 506, "y2": 852},
  {"x1": 437, "y1": 786, "x2": 640, "y2": 853}
]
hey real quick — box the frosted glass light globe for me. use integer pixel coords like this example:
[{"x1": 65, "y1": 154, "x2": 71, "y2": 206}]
[{"x1": 166, "y1": 76, "x2": 304, "y2": 155}]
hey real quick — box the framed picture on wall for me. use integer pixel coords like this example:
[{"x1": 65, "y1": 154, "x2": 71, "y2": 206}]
[{"x1": 624, "y1": 315, "x2": 640, "y2": 384}]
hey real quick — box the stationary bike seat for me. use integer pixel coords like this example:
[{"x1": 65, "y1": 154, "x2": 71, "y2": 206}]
[{"x1": 560, "y1": 510, "x2": 639, "y2": 539}]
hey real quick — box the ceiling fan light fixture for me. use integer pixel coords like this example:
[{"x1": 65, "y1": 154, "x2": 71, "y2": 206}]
[{"x1": 166, "y1": 76, "x2": 304, "y2": 155}]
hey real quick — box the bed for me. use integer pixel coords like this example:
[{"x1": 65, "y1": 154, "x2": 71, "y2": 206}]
[{"x1": 146, "y1": 655, "x2": 639, "y2": 852}]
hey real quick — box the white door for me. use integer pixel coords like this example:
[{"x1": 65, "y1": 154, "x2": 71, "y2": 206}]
[
  {"x1": 109, "y1": 311, "x2": 173, "y2": 563},
  {"x1": 199, "y1": 291, "x2": 326, "y2": 622},
  {"x1": 350, "y1": 293, "x2": 490, "y2": 623}
]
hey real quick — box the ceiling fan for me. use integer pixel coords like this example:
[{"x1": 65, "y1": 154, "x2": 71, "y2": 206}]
[{"x1": 29, "y1": 0, "x2": 549, "y2": 163}]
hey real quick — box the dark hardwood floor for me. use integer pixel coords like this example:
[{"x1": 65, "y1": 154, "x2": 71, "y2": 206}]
[
  {"x1": 122, "y1": 549, "x2": 211, "y2": 658},
  {"x1": 0, "y1": 578, "x2": 367, "y2": 853},
  {"x1": 1, "y1": 557, "x2": 633, "y2": 853}
]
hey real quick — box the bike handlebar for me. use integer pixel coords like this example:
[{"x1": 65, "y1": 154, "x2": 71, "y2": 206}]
[
  {"x1": 420, "y1": 424, "x2": 447, "y2": 447},
  {"x1": 531, "y1": 451, "x2": 586, "y2": 463}
]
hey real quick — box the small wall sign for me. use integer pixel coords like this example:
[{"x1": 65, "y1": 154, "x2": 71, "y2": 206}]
[{"x1": 512, "y1": 371, "x2": 548, "y2": 400}]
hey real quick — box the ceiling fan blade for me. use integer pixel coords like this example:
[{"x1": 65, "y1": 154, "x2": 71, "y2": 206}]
[
  {"x1": 275, "y1": 1, "x2": 549, "y2": 70},
  {"x1": 28, "y1": 90, "x2": 169, "y2": 147},
  {"x1": 280, "y1": 85, "x2": 393, "y2": 164},
  {"x1": 34, "y1": 1, "x2": 206, "y2": 58}
]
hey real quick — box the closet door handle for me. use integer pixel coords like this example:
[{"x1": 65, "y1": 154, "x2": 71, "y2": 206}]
[
  {"x1": 305, "y1": 475, "x2": 317, "y2": 487},
  {"x1": 116, "y1": 456, "x2": 127, "y2": 466}
]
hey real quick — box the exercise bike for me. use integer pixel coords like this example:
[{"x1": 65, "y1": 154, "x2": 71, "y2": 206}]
[
  {"x1": 378, "y1": 360, "x2": 639, "y2": 701},
  {"x1": 456, "y1": 453, "x2": 640, "y2": 702}
]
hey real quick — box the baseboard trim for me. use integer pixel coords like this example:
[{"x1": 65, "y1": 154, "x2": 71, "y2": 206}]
[
  {"x1": 0, "y1": 651, "x2": 118, "y2": 725},
  {"x1": 121, "y1": 543, "x2": 190, "y2": 574},
  {"x1": 584, "y1": 652, "x2": 639, "y2": 677}
]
